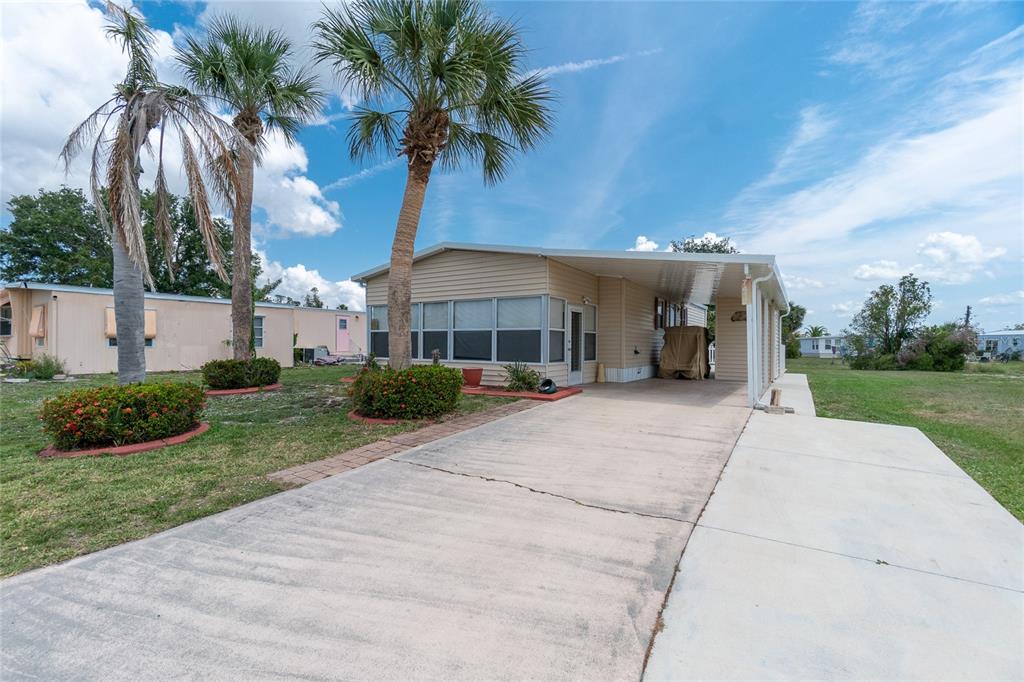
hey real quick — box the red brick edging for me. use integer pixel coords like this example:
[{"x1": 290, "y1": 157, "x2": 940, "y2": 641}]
[
  {"x1": 205, "y1": 383, "x2": 283, "y2": 396},
  {"x1": 269, "y1": 401, "x2": 537, "y2": 486},
  {"x1": 38, "y1": 422, "x2": 211, "y2": 459}
]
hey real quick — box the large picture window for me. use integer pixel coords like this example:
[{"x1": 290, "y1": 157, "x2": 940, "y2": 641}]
[
  {"x1": 453, "y1": 299, "x2": 493, "y2": 361},
  {"x1": 548, "y1": 297, "x2": 565, "y2": 363},
  {"x1": 497, "y1": 296, "x2": 541, "y2": 363},
  {"x1": 369, "y1": 305, "x2": 388, "y2": 357},
  {"x1": 422, "y1": 301, "x2": 449, "y2": 360}
]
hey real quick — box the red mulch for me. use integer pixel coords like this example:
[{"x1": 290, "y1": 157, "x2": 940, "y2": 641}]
[
  {"x1": 205, "y1": 383, "x2": 283, "y2": 396},
  {"x1": 38, "y1": 422, "x2": 211, "y2": 459},
  {"x1": 461, "y1": 386, "x2": 582, "y2": 401}
]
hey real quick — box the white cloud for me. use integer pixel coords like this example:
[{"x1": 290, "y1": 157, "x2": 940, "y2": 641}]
[
  {"x1": 783, "y1": 274, "x2": 825, "y2": 290},
  {"x1": 831, "y1": 300, "x2": 860, "y2": 317},
  {"x1": 0, "y1": 1, "x2": 342, "y2": 240},
  {"x1": 978, "y1": 290, "x2": 1024, "y2": 306},
  {"x1": 853, "y1": 259, "x2": 905, "y2": 281},
  {"x1": 853, "y1": 232, "x2": 1006, "y2": 284},
  {"x1": 323, "y1": 159, "x2": 402, "y2": 192},
  {"x1": 628, "y1": 235, "x2": 661, "y2": 252},
  {"x1": 527, "y1": 48, "x2": 662, "y2": 79},
  {"x1": 257, "y1": 250, "x2": 365, "y2": 311}
]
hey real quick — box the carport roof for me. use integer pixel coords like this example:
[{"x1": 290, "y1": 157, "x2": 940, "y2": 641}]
[{"x1": 351, "y1": 242, "x2": 789, "y2": 308}]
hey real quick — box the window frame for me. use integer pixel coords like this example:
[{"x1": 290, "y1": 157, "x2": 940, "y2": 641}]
[
  {"x1": 421, "y1": 301, "x2": 451, "y2": 361},
  {"x1": 583, "y1": 303, "x2": 598, "y2": 362},
  {"x1": 547, "y1": 296, "x2": 566, "y2": 363},
  {"x1": 496, "y1": 296, "x2": 543, "y2": 364},
  {"x1": 453, "y1": 298, "x2": 495, "y2": 362},
  {"x1": 253, "y1": 315, "x2": 265, "y2": 349},
  {"x1": 368, "y1": 305, "x2": 389, "y2": 358},
  {"x1": 0, "y1": 302, "x2": 11, "y2": 337}
]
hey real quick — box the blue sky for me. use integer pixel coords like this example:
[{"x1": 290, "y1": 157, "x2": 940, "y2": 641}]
[{"x1": 2, "y1": 1, "x2": 1021, "y2": 331}]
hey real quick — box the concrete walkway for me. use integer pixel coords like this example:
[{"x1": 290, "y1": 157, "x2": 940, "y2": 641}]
[
  {"x1": 1, "y1": 379, "x2": 750, "y2": 680},
  {"x1": 646, "y1": 374, "x2": 1024, "y2": 680}
]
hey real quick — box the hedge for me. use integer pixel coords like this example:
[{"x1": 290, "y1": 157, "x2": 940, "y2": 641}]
[
  {"x1": 40, "y1": 383, "x2": 205, "y2": 451},
  {"x1": 349, "y1": 365, "x2": 462, "y2": 419},
  {"x1": 201, "y1": 357, "x2": 281, "y2": 389}
]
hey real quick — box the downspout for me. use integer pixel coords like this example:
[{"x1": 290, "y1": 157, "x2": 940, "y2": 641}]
[{"x1": 746, "y1": 266, "x2": 774, "y2": 408}]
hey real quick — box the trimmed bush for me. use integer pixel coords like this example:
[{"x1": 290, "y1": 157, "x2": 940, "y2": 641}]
[
  {"x1": 349, "y1": 365, "x2": 462, "y2": 419},
  {"x1": 503, "y1": 361, "x2": 540, "y2": 392},
  {"x1": 11, "y1": 354, "x2": 66, "y2": 379},
  {"x1": 40, "y1": 382, "x2": 205, "y2": 450},
  {"x1": 201, "y1": 357, "x2": 281, "y2": 389}
]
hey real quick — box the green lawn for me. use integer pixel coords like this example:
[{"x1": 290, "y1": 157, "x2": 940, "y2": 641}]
[
  {"x1": 788, "y1": 357, "x2": 1024, "y2": 521},
  {"x1": 0, "y1": 366, "x2": 511, "y2": 576}
]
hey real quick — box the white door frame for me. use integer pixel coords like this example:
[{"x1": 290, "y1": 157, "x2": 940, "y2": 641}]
[{"x1": 568, "y1": 305, "x2": 584, "y2": 385}]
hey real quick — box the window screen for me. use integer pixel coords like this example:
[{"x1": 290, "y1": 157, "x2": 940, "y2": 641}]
[
  {"x1": 370, "y1": 332, "x2": 389, "y2": 357},
  {"x1": 498, "y1": 297, "x2": 541, "y2": 328},
  {"x1": 497, "y1": 330, "x2": 541, "y2": 363},
  {"x1": 423, "y1": 331, "x2": 448, "y2": 360},
  {"x1": 423, "y1": 302, "x2": 448, "y2": 330},
  {"x1": 453, "y1": 330, "x2": 492, "y2": 361},
  {"x1": 549, "y1": 298, "x2": 565, "y2": 330},
  {"x1": 370, "y1": 305, "x2": 388, "y2": 331},
  {"x1": 454, "y1": 299, "x2": 492, "y2": 329},
  {"x1": 253, "y1": 316, "x2": 265, "y2": 348},
  {"x1": 549, "y1": 331, "x2": 565, "y2": 362}
]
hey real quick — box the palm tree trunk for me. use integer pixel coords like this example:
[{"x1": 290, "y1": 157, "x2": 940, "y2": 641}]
[
  {"x1": 231, "y1": 143, "x2": 255, "y2": 359},
  {"x1": 112, "y1": 230, "x2": 146, "y2": 384},
  {"x1": 387, "y1": 158, "x2": 433, "y2": 369}
]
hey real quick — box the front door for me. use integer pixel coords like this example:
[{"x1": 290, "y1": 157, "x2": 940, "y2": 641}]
[
  {"x1": 568, "y1": 307, "x2": 584, "y2": 385},
  {"x1": 336, "y1": 316, "x2": 350, "y2": 353}
]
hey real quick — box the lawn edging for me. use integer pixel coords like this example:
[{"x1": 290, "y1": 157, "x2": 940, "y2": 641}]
[
  {"x1": 461, "y1": 385, "x2": 582, "y2": 401},
  {"x1": 38, "y1": 422, "x2": 211, "y2": 459},
  {"x1": 205, "y1": 383, "x2": 283, "y2": 396}
]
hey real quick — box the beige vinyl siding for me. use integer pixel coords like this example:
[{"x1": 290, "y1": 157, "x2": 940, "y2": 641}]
[
  {"x1": 623, "y1": 279, "x2": 661, "y2": 368},
  {"x1": 715, "y1": 296, "x2": 747, "y2": 382},
  {"x1": 597, "y1": 278, "x2": 624, "y2": 368},
  {"x1": 686, "y1": 304, "x2": 707, "y2": 328},
  {"x1": 547, "y1": 260, "x2": 601, "y2": 383},
  {"x1": 364, "y1": 250, "x2": 548, "y2": 305}
]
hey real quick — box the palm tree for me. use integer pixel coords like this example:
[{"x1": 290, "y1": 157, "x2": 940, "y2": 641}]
[
  {"x1": 313, "y1": 0, "x2": 553, "y2": 369},
  {"x1": 806, "y1": 325, "x2": 828, "y2": 338},
  {"x1": 62, "y1": 3, "x2": 250, "y2": 383},
  {"x1": 176, "y1": 18, "x2": 324, "y2": 359}
]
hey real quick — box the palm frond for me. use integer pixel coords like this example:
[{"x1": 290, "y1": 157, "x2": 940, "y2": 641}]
[
  {"x1": 178, "y1": 129, "x2": 229, "y2": 282},
  {"x1": 152, "y1": 121, "x2": 175, "y2": 280},
  {"x1": 104, "y1": 2, "x2": 159, "y2": 92},
  {"x1": 346, "y1": 107, "x2": 402, "y2": 163}
]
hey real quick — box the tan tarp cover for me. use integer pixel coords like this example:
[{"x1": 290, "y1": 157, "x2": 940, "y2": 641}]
[{"x1": 657, "y1": 325, "x2": 709, "y2": 380}]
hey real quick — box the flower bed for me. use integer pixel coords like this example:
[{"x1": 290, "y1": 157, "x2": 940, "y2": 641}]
[
  {"x1": 348, "y1": 365, "x2": 463, "y2": 419},
  {"x1": 38, "y1": 422, "x2": 211, "y2": 459},
  {"x1": 39, "y1": 382, "x2": 205, "y2": 451},
  {"x1": 201, "y1": 358, "x2": 281, "y2": 390}
]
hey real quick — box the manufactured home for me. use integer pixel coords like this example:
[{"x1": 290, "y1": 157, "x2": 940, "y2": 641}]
[
  {"x1": 799, "y1": 334, "x2": 849, "y2": 358},
  {"x1": 352, "y1": 242, "x2": 790, "y2": 406},
  {"x1": 977, "y1": 329, "x2": 1023, "y2": 357},
  {"x1": 0, "y1": 282, "x2": 367, "y2": 374}
]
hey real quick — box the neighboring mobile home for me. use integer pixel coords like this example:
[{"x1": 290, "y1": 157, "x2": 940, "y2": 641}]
[
  {"x1": 977, "y1": 329, "x2": 1024, "y2": 357},
  {"x1": 352, "y1": 242, "x2": 789, "y2": 406},
  {"x1": 0, "y1": 282, "x2": 367, "y2": 374},
  {"x1": 799, "y1": 334, "x2": 849, "y2": 358}
]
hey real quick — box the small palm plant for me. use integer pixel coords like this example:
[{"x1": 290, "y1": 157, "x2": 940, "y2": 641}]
[
  {"x1": 314, "y1": 0, "x2": 553, "y2": 369},
  {"x1": 176, "y1": 18, "x2": 324, "y2": 358},
  {"x1": 62, "y1": 3, "x2": 250, "y2": 384},
  {"x1": 806, "y1": 325, "x2": 828, "y2": 338}
]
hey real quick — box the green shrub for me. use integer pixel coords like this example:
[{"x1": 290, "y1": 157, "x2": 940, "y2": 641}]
[
  {"x1": 31, "y1": 354, "x2": 67, "y2": 380},
  {"x1": 201, "y1": 358, "x2": 281, "y2": 389},
  {"x1": 503, "y1": 361, "x2": 540, "y2": 392},
  {"x1": 40, "y1": 382, "x2": 205, "y2": 450},
  {"x1": 349, "y1": 365, "x2": 462, "y2": 419},
  {"x1": 849, "y1": 352, "x2": 897, "y2": 371},
  {"x1": 896, "y1": 325, "x2": 973, "y2": 372},
  {"x1": 12, "y1": 360, "x2": 35, "y2": 377},
  {"x1": 785, "y1": 336, "x2": 801, "y2": 359}
]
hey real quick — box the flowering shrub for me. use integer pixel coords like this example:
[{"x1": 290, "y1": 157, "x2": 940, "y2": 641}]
[
  {"x1": 201, "y1": 357, "x2": 281, "y2": 389},
  {"x1": 348, "y1": 365, "x2": 462, "y2": 419},
  {"x1": 40, "y1": 383, "x2": 205, "y2": 450},
  {"x1": 503, "y1": 362, "x2": 540, "y2": 392}
]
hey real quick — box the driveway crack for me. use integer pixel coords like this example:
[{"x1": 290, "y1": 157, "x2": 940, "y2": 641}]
[{"x1": 392, "y1": 459, "x2": 690, "y2": 524}]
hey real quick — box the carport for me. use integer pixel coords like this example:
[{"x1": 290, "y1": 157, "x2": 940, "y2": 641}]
[{"x1": 353, "y1": 242, "x2": 790, "y2": 406}]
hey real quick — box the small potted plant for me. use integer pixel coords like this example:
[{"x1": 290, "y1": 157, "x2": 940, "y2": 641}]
[{"x1": 461, "y1": 367, "x2": 483, "y2": 387}]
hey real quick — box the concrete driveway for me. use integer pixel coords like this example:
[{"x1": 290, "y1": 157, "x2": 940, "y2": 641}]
[
  {"x1": 1, "y1": 379, "x2": 750, "y2": 680},
  {"x1": 646, "y1": 384, "x2": 1024, "y2": 679}
]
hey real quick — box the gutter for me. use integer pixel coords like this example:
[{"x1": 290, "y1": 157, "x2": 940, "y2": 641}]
[{"x1": 745, "y1": 264, "x2": 775, "y2": 409}]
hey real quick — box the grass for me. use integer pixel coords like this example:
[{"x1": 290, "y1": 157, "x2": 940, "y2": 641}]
[
  {"x1": 0, "y1": 365, "x2": 512, "y2": 576},
  {"x1": 787, "y1": 357, "x2": 1024, "y2": 521}
]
